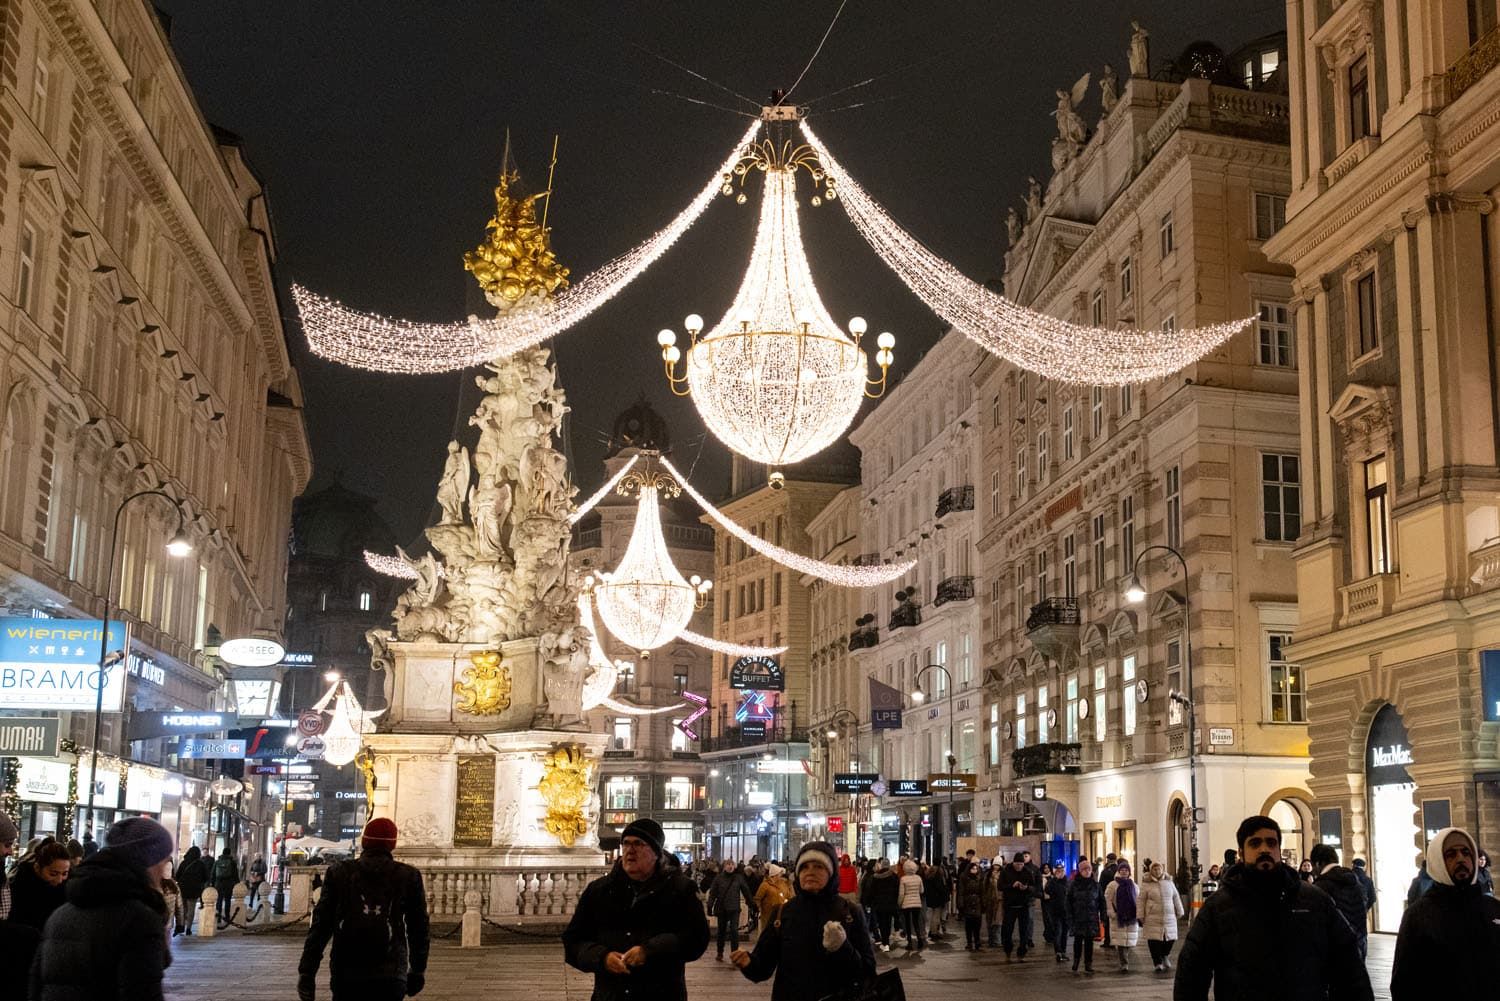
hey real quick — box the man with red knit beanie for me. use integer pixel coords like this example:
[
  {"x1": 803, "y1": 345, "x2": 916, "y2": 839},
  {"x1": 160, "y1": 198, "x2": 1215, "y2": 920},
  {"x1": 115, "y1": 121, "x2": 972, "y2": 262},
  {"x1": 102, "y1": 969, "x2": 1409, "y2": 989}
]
[{"x1": 299, "y1": 818, "x2": 429, "y2": 1001}]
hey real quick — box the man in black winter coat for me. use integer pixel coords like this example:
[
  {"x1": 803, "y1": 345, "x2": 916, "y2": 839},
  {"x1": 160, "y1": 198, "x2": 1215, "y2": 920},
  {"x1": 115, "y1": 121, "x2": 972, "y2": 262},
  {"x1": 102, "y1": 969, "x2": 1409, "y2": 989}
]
[
  {"x1": 1310, "y1": 843, "x2": 1368, "y2": 958},
  {"x1": 174, "y1": 845, "x2": 208, "y2": 934},
  {"x1": 732, "y1": 841, "x2": 877, "y2": 1001},
  {"x1": 564, "y1": 818, "x2": 710, "y2": 1001},
  {"x1": 999, "y1": 855, "x2": 1038, "y2": 961},
  {"x1": 706, "y1": 859, "x2": 755, "y2": 959},
  {"x1": 299, "y1": 818, "x2": 430, "y2": 1001},
  {"x1": 1174, "y1": 815, "x2": 1371, "y2": 1001},
  {"x1": 1391, "y1": 826, "x2": 1500, "y2": 1000},
  {"x1": 30, "y1": 817, "x2": 175, "y2": 1001}
]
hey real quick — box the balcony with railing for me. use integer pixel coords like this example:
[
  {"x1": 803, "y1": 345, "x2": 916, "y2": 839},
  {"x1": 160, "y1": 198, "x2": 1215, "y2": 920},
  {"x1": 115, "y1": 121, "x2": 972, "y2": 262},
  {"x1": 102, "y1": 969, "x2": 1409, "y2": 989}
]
[
  {"x1": 935, "y1": 485, "x2": 975, "y2": 519},
  {"x1": 1026, "y1": 597, "x2": 1080, "y2": 663},
  {"x1": 934, "y1": 575, "x2": 975, "y2": 607},
  {"x1": 1011, "y1": 742, "x2": 1083, "y2": 779},
  {"x1": 700, "y1": 726, "x2": 810, "y2": 753},
  {"x1": 848, "y1": 621, "x2": 881, "y2": 651},
  {"x1": 889, "y1": 603, "x2": 922, "y2": 632}
]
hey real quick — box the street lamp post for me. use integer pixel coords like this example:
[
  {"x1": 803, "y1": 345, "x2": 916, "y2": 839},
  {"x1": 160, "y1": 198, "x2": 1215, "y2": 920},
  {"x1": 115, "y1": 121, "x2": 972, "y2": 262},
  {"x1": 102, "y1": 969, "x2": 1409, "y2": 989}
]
[
  {"x1": 910, "y1": 664, "x2": 956, "y2": 863},
  {"x1": 85, "y1": 490, "x2": 192, "y2": 839},
  {"x1": 1124, "y1": 544, "x2": 1200, "y2": 896}
]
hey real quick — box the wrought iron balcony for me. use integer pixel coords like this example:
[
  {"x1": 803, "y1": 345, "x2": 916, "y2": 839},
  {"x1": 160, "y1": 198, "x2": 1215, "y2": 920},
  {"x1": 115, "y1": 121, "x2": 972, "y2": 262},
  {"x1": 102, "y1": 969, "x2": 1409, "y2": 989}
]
[
  {"x1": 1011, "y1": 742, "x2": 1083, "y2": 778},
  {"x1": 1025, "y1": 597, "x2": 1080, "y2": 663},
  {"x1": 847, "y1": 626, "x2": 881, "y2": 651},
  {"x1": 933, "y1": 575, "x2": 975, "y2": 607},
  {"x1": 935, "y1": 485, "x2": 975, "y2": 518},
  {"x1": 888, "y1": 604, "x2": 922, "y2": 632}
]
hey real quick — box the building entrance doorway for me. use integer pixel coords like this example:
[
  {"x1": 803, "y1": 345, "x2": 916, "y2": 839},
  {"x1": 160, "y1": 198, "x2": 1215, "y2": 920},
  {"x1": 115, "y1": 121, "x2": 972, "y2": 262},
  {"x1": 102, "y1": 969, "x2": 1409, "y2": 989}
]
[{"x1": 1366, "y1": 703, "x2": 1418, "y2": 933}]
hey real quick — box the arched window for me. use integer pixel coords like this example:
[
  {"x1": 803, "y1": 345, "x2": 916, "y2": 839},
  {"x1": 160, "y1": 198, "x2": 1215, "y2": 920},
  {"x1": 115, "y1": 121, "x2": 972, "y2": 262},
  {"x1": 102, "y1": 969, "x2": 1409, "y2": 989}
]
[{"x1": 358, "y1": 590, "x2": 372, "y2": 611}]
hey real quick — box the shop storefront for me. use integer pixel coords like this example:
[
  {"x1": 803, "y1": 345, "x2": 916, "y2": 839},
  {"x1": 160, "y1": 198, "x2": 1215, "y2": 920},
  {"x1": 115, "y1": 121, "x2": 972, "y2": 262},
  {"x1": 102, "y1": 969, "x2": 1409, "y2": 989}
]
[{"x1": 1364, "y1": 704, "x2": 1418, "y2": 933}]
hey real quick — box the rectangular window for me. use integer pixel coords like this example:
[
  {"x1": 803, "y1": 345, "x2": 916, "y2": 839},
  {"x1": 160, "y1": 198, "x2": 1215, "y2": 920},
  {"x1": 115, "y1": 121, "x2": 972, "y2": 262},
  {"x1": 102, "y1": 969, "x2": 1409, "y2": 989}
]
[
  {"x1": 663, "y1": 776, "x2": 693, "y2": 808},
  {"x1": 1015, "y1": 693, "x2": 1027, "y2": 750},
  {"x1": 1122, "y1": 654, "x2": 1138, "y2": 737},
  {"x1": 1268, "y1": 632, "x2": 1305, "y2": 723},
  {"x1": 69, "y1": 512, "x2": 90, "y2": 582},
  {"x1": 1120, "y1": 496, "x2": 1135, "y2": 575},
  {"x1": 1355, "y1": 271, "x2": 1379, "y2": 357},
  {"x1": 1166, "y1": 638, "x2": 1184, "y2": 726},
  {"x1": 1161, "y1": 315, "x2": 1177, "y2": 334},
  {"x1": 989, "y1": 702, "x2": 1000, "y2": 766},
  {"x1": 990, "y1": 470, "x2": 1001, "y2": 516},
  {"x1": 1063, "y1": 534, "x2": 1076, "y2": 599},
  {"x1": 1065, "y1": 675, "x2": 1079, "y2": 744},
  {"x1": 1365, "y1": 455, "x2": 1392, "y2": 574},
  {"x1": 1018, "y1": 374, "x2": 1029, "y2": 410},
  {"x1": 1120, "y1": 383, "x2": 1133, "y2": 416},
  {"x1": 606, "y1": 777, "x2": 638, "y2": 809},
  {"x1": 30, "y1": 58, "x2": 49, "y2": 126},
  {"x1": 358, "y1": 590, "x2": 372, "y2": 611},
  {"x1": 1262, "y1": 453, "x2": 1301, "y2": 542},
  {"x1": 1015, "y1": 445, "x2": 1027, "y2": 495},
  {"x1": 673, "y1": 671, "x2": 688, "y2": 694},
  {"x1": 960, "y1": 632, "x2": 973, "y2": 686},
  {"x1": 1091, "y1": 289, "x2": 1105, "y2": 326},
  {"x1": 1036, "y1": 549, "x2": 1049, "y2": 601},
  {"x1": 991, "y1": 394, "x2": 1001, "y2": 428},
  {"x1": 1348, "y1": 54, "x2": 1372, "y2": 141},
  {"x1": 1092, "y1": 513, "x2": 1107, "y2": 587},
  {"x1": 1160, "y1": 212, "x2": 1175, "y2": 258},
  {"x1": 612, "y1": 717, "x2": 634, "y2": 751},
  {"x1": 1254, "y1": 192, "x2": 1287, "y2": 240},
  {"x1": 17, "y1": 222, "x2": 38, "y2": 315},
  {"x1": 1014, "y1": 565, "x2": 1026, "y2": 628},
  {"x1": 1093, "y1": 665, "x2": 1107, "y2": 742},
  {"x1": 1091, "y1": 387, "x2": 1105, "y2": 439},
  {"x1": 1165, "y1": 464, "x2": 1182, "y2": 551},
  {"x1": 1119, "y1": 257, "x2": 1133, "y2": 300},
  {"x1": 1063, "y1": 406, "x2": 1075, "y2": 460},
  {"x1": 1036, "y1": 430, "x2": 1049, "y2": 484},
  {"x1": 1256, "y1": 301, "x2": 1295, "y2": 367},
  {"x1": 1037, "y1": 685, "x2": 1050, "y2": 743}
]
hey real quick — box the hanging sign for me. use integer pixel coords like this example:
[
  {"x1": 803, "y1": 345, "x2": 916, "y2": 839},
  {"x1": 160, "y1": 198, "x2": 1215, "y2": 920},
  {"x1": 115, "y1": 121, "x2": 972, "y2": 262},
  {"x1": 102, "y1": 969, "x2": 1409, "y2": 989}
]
[
  {"x1": 888, "y1": 779, "x2": 928, "y2": 797},
  {"x1": 178, "y1": 738, "x2": 247, "y2": 759},
  {"x1": 827, "y1": 816, "x2": 845, "y2": 834},
  {"x1": 0, "y1": 717, "x2": 59, "y2": 756},
  {"x1": 833, "y1": 773, "x2": 879, "y2": 794},
  {"x1": 218, "y1": 637, "x2": 287, "y2": 668},
  {"x1": 0, "y1": 617, "x2": 127, "y2": 711},
  {"x1": 128, "y1": 711, "x2": 230, "y2": 741},
  {"x1": 297, "y1": 735, "x2": 327, "y2": 760},
  {"x1": 297, "y1": 710, "x2": 326, "y2": 737},
  {"x1": 730, "y1": 655, "x2": 785, "y2": 691},
  {"x1": 869, "y1": 677, "x2": 903, "y2": 730}
]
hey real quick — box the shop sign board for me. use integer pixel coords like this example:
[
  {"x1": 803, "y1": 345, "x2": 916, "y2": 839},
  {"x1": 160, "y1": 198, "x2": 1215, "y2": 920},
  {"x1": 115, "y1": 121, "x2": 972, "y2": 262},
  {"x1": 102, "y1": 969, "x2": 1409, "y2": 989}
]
[
  {"x1": 0, "y1": 617, "x2": 126, "y2": 711},
  {"x1": 729, "y1": 655, "x2": 785, "y2": 691},
  {"x1": 178, "y1": 738, "x2": 247, "y2": 759},
  {"x1": 832, "y1": 772, "x2": 878, "y2": 794},
  {"x1": 128, "y1": 711, "x2": 229, "y2": 741},
  {"x1": 0, "y1": 717, "x2": 59, "y2": 756},
  {"x1": 927, "y1": 773, "x2": 977, "y2": 794},
  {"x1": 1318, "y1": 807, "x2": 1343, "y2": 847},
  {"x1": 826, "y1": 816, "x2": 845, "y2": 834},
  {"x1": 16, "y1": 758, "x2": 71, "y2": 803},
  {"x1": 218, "y1": 637, "x2": 286, "y2": 668},
  {"x1": 124, "y1": 765, "x2": 165, "y2": 813},
  {"x1": 1366, "y1": 704, "x2": 1414, "y2": 786},
  {"x1": 85, "y1": 764, "x2": 121, "y2": 807},
  {"x1": 888, "y1": 779, "x2": 928, "y2": 797}
]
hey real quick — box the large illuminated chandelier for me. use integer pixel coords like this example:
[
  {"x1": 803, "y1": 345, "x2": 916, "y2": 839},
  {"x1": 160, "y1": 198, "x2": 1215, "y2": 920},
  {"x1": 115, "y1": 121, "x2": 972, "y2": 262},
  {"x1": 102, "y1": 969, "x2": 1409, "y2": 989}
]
[
  {"x1": 310, "y1": 676, "x2": 382, "y2": 768},
  {"x1": 659, "y1": 131, "x2": 893, "y2": 473},
  {"x1": 590, "y1": 465, "x2": 712, "y2": 654}
]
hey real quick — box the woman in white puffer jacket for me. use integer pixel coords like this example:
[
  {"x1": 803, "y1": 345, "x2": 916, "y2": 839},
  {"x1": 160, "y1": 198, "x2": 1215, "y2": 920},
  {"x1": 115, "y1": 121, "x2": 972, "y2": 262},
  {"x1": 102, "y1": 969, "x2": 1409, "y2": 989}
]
[
  {"x1": 895, "y1": 860, "x2": 927, "y2": 950},
  {"x1": 1139, "y1": 861, "x2": 1185, "y2": 972}
]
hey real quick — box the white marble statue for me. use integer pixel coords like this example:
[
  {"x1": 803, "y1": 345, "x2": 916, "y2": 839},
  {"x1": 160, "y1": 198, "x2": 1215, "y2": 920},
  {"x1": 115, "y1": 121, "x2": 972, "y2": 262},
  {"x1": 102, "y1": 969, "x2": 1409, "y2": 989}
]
[
  {"x1": 1005, "y1": 207, "x2": 1022, "y2": 246},
  {"x1": 1025, "y1": 176, "x2": 1043, "y2": 221},
  {"x1": 1130, "y1": 21, "x2": 1150, "y2": 78},
  {"x1": 1052, "y1": 73, "x2": 1090, "y2": 147},
  {"x1": 1100, "y1": 63, "x2": 1119, "y2": 113},
  {"x1": 436, "y1": 441, "x2": 471, "y2": 525}
]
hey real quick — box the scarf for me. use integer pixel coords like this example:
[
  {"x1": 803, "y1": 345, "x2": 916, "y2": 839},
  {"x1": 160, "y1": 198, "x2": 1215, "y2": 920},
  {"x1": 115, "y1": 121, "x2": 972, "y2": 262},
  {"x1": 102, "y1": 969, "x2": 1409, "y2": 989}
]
[{"x1": 1114, "y1": 875, "x2": 1137, "y2": 923}]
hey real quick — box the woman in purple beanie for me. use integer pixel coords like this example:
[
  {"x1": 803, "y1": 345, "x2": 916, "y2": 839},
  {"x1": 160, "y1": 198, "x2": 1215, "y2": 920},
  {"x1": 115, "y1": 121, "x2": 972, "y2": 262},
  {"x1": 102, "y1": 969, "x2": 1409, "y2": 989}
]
[{"x1": 30, "y1": 816, "x2": 175, "y2": 1000}]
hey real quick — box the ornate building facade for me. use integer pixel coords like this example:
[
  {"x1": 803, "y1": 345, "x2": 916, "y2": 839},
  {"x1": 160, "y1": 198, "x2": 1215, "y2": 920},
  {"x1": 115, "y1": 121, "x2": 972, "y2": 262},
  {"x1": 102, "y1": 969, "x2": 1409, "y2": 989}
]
[
  {"x1": 1263, "y1": 0, "x2": 1500, "y2": 932},
  {"x1": 977, "y1": 31, "x2": 1310, "y2": 875},
  {"x1": 0, "y1": 0, "x2": 309, "y2": 849},
  {"x1": 847, "y1": 331, "x2": 984, "y2": 863},
  {"x1": 570, "y1": 399, "x2": 713, "y2": 856}
]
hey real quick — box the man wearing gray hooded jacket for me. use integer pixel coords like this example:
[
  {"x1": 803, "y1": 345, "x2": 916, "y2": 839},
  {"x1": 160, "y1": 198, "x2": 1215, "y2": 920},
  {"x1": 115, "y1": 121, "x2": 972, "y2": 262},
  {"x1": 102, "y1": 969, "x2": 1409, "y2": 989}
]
[{"x1": 1391, "y1": 826, "x2": 1500, "y2": 1000}]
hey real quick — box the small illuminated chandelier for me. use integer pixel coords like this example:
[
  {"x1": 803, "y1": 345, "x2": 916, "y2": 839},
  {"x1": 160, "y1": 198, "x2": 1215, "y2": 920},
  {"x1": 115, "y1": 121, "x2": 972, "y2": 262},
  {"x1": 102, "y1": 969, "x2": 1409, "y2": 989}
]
[
  {"x1": 591, "y1": 463, "x2": 712, "y2": 654},
  {"x1": 311, "y1": 675, "x2": 382, "y2": 768},
  {"x1": 659, "y1": 123, "x2": 893, "y2": 473}
]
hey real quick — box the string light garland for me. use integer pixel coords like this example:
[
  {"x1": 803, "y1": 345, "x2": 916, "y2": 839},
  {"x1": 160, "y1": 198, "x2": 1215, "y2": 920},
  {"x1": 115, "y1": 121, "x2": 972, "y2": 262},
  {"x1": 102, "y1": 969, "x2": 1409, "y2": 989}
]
[
  {"x1": 799, "y1": 121, "x2": 1250, "y2": 384},
  {"x1": 577, "y1": 592, "x2": 683, "y2": 716},
  {"x1": 678, "y1": 628, "x2": 787, "y2": 657},
  {"x1": 658, "y1": 145, "x2": 892, "y2": 467},
  {"x1": 362, "y1": 549, "x2": 442, "y2": 580},
  {"x1": 569, "y1": 455, "x2": 638, "y2": 526},
  {"x1": 295, "y1": 122, "x2": 761, "y2": 373},
  {"x1": 658, "y1": 454, "x2": 913, "y2": 587}
]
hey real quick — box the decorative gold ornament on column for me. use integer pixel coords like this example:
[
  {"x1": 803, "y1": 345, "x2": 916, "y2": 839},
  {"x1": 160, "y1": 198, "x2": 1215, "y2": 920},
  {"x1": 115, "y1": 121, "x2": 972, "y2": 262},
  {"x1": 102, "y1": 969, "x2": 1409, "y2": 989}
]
[
  {"x1": 354, "y1": 748, "x2": 377, "y2": 805},
  {"x1": 463, "y1": 137, "x2": 570, "y2": 309},
  {"x1": 538, "y1": 744, "x2": 594, "y2": 847},
  {"x1": 453, "y1": 650, "x2": 513, "y2": 715}
]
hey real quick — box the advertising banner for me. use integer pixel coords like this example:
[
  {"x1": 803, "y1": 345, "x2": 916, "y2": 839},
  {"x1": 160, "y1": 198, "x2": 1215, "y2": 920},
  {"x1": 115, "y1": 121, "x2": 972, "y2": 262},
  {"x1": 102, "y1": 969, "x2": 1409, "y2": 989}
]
[
  {"x1": 16, "y1": 758, "x2": 70, "y2": 804},
  {"x1": 869, "y1": 678, "x2": 903, "y2": 730},
  {"x1": 0, "y1": 717, "x2": 60, "y2": 756},
  {"x1": 178, "y1": 738, "x2": 247, "y2": 759},
  {"x1": 0, "y1": 617, "x2": 126, "y2": 711},
  {"x1": 127, "y1": 711, "x2": 230, "y2": 742},
  {"x1": 124, "y1": 764, "x2": 165, "y2": 813}
]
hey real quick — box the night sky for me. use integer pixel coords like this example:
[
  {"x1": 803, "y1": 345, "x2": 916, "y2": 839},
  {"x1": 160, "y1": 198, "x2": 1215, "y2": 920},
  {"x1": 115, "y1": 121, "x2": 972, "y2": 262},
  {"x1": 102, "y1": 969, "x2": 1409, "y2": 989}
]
[{"x1": 155, "y1": 1, "x2": 1283, "y2": 544}]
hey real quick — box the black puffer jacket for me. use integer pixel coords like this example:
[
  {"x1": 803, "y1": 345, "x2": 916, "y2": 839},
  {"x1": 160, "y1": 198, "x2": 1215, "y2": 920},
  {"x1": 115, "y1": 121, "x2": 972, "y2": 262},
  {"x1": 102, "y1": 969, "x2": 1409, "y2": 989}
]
[
  {"x1": 1391, "y1": 878, "x2": 1500, "y2": 999},
  {"x1": 1313, "y1": 865, "x2": 1368, "y2": 941},
  {"x1": 1173, "y1": 863, "x2": 1372, "y2": 1001},
  {"x1": 923, "y1": 868, "x2": 950, "y2": 909},
  {"x1": 860, "y1": 867, "x2": 900, "y2": 913},
  {"x1": 298, "y1": 851, "x2": 430, "y2": 991},
  {"x1": 1065, "y1": 873, "x2": 1100, "y2": 931},
  {"x1": 707, "y1": 869, "x2": 753, "y2": 915},
  {"x1": 955, "y1": 870, "x2": 986, "y2": 917},
  {"x1": 564, "y1": 861, "x2": 709, "y2": 1001},
  {"x1": 7, "y1": 861, "x2": 67, "y2": 931},
  {"x1": 739, "y1": 875, "x2": 877, "y2": 1001},
  {"x1": 999, "y1": 863, "x2": 1038, "y2": 909},
  {"x1": 29, "y1": 850, "x2": 171, "y2": 1001},
  {"x1": 174, "y1": 847, "x2": 207, "y2": 900}
]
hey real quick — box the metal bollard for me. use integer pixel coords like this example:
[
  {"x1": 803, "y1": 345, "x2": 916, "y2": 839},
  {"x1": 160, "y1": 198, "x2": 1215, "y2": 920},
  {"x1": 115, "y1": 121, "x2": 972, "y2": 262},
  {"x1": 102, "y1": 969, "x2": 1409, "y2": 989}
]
[{"x1": 461, "y1": 890, "x2": 483, "y2": 948}]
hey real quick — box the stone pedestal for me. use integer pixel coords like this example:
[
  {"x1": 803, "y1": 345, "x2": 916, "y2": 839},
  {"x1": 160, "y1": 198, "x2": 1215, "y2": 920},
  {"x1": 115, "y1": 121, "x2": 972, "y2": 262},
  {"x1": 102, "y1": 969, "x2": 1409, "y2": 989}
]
[{"x1": 199, "y1": 887, "x2": 218, "y2": 938}]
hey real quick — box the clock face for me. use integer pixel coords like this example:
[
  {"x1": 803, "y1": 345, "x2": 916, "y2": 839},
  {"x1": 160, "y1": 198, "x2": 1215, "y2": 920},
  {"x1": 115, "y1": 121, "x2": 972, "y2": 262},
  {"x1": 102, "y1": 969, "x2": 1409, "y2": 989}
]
[
  {"x1": 1136, "y1": 678, "x2": 1150, "y2": 704},
  {"x1": 1046, "y1": 707, "x2": 1058, "y2": 728},
  {"x1": 1003, "y1": 720, "x2": 1013, "y2": 738},
  {"x1": 870, "y1": 780, "x2": 888, "y2": 797},
  {"x1": 1078, "y1": 698, "x2": 1090, "y2": 720}
]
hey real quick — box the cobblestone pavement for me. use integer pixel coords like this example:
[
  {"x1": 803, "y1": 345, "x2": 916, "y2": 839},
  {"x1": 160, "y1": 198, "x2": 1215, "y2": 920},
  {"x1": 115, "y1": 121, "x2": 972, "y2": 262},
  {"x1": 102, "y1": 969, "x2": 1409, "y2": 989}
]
[{"x1": 164, "y1": 923, "x2": 1395, "y2": 1000}]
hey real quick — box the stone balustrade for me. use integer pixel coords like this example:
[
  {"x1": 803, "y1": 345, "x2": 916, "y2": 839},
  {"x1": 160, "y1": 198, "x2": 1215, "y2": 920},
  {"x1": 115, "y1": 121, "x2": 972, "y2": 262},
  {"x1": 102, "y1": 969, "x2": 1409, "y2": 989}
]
[{"x1": 417, "y1": 865, "x2": 608, "y2": 919}]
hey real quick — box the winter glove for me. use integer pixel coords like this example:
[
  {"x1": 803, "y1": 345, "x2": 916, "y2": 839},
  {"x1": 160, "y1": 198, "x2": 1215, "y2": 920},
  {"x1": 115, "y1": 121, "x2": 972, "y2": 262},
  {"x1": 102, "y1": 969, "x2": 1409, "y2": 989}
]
[
  {"x1": 405, "y1": 972, "x2": 425, "y2": 996},
  {"x1": 822, "y1": 919, "x2": 848, "y2": 952},
  {"x1": 296, "y1": 975, "x2": 315, "y2": 1001}
]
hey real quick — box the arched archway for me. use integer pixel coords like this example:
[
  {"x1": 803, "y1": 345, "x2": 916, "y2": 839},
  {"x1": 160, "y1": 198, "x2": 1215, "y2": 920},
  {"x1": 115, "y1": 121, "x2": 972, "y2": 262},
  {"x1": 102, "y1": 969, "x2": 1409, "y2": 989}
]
[
  {"x1": 1265, "y1": 795, "x2": 1314, "y2": 865},
  {"x1": 1166, "y1": 794, "x2": 1191, "y2": 879}
]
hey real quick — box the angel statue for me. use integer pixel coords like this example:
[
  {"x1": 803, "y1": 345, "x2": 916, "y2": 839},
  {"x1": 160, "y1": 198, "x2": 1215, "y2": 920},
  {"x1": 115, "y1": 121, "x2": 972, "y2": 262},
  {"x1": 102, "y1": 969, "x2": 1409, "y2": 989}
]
[
  {"x1": 1099, "y1": 63, "x2": 1119, "y2": 113},
  {"x1": 1129, "y1": 21, "x2": 1150, "y2": 78},
  {"x1": 1053, "y1": 73, "x2": 1091, "y2": 146},
  {"x1": 1025, "y1": 176, "x2": 1043, "y2": 221},
  {"x1": 436, "y1": 440, "x2": 471, "y2": 525},
  {"x1": 1005, "y1": 207, "x2": 1022, "y2": 246}
]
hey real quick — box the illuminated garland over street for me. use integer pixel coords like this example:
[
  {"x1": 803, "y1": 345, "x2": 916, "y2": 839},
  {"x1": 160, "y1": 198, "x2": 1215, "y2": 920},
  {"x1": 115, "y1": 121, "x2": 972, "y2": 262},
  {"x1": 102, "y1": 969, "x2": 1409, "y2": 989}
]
[
  {"x1": 657, "y1": 454, "x2": 912, "y2": 587},
  {"x1": 799, "y1": 121, "x2": 1251, "y2": 384},
  {"x1": 678, "y1": 628, "x2": 786, "y2": 657},
  {"x1": 294, "y1": 122, "x2": 761, "y2": 373},
  {"x1": 568, "y1": 455, "x2": 637, "y2": 526}
]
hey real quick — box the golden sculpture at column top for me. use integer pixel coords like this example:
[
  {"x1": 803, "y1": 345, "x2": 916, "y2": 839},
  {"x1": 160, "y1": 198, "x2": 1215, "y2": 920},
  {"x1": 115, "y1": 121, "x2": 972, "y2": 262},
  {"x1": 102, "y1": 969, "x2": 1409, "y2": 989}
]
[{"x1": 463, "y1": 137, "x2": 570, "y2": 309}]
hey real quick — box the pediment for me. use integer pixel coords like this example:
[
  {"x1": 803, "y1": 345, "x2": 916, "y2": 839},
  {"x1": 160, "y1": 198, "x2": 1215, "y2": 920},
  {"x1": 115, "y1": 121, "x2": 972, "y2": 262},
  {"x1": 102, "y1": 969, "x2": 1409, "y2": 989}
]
[
  {"x1": 1014, "y1": 216, "x2": 1096, "y2": 306},
  {"x1": 1328, "y1": 382, "x2": 1394, "y2": 424},
  {"x1": 1328, "y1": 382, "x2": 1396, "y2": 451}
]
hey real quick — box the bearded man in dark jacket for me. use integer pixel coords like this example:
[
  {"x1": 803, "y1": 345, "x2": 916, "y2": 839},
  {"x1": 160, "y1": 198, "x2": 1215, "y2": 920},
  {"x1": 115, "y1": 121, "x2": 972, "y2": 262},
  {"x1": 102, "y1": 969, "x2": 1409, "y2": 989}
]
[
  {"x1": 30, "y1": 817, "x2": 175, "y2": 1001},
  {"x1": 564, "y1": 818, "x2": 709, "y2": 1001},
  {"x1": 732, "y1": 841, "x2": 877, "y2": 1001},
  {"x1": 299, "y1": 818, "x2": 430, "y2": 1001},
  {"x1": 1174, "y1": 815, "x2": 1371, "y2": 1001},
  {"x1": 1310, "y1": 843, "x2": 1368, "y2": 958},
  {"x1": 1391, "y1": 826, "x2": 1500, "y2": 1000}
]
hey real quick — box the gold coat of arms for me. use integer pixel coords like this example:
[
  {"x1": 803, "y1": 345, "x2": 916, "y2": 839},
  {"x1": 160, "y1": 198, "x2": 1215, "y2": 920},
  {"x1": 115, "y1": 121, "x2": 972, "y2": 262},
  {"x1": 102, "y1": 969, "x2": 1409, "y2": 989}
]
[{"x1": 453, "y1": 650, "x2": 513, "y2": 715}]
